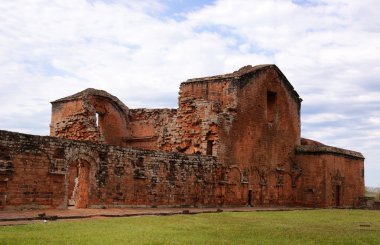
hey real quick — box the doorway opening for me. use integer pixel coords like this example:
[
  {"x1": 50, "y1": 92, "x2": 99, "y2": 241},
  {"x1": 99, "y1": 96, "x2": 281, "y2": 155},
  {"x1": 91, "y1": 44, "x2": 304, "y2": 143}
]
[
  {"x1": 68, "y1": 159, "x2": 90, "y2": 208},
  {"x1": 248, "y1": 190, "x2": 252, "y2": 207},
  {"x1": 335, "y1": 185, "x2": 341, "y2": 207}
]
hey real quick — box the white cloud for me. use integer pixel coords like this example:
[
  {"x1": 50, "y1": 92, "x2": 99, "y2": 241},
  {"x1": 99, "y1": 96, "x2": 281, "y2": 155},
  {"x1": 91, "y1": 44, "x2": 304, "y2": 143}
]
[
  {"x1": 0, "y1": 0, "x2": 379, "y2": 186},
  {"x1": 302, "y1": 113, "x2": 348, "y2": 124}
]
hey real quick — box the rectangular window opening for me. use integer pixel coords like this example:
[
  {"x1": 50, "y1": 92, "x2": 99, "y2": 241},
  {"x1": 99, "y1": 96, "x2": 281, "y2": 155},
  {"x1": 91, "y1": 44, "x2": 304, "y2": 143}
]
[
  {"x1": 206, "y1": 140, "x2": 214, "y2": 156},
  {"x1": 267, "y1": 91, "x2": 277, "y2": 123}
]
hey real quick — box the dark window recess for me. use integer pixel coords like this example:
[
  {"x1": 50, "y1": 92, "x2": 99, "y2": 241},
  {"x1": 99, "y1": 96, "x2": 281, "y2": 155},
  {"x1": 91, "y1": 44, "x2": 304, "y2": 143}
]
[
  {"x1": 248, "y1": 190, "x2": 252, "y2": 207},
  {"x1": 267, "y1": 91, "x2": 277, "y2": 123},
  {"x1": 206, "y1": 140, "x2": 214, "y2": 156}
]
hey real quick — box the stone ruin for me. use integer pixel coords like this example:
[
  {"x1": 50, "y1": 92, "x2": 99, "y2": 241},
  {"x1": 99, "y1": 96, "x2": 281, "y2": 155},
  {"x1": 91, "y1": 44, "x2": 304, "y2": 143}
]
[{"x1": 0, "y1": 64, "x2": 365, "y2": 209}]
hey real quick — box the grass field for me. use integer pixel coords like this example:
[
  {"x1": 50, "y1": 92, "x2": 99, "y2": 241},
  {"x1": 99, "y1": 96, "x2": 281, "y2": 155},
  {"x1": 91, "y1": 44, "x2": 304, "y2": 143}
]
[{"x1": 1, "y1": 209, "x2": 380, "y2": 244}]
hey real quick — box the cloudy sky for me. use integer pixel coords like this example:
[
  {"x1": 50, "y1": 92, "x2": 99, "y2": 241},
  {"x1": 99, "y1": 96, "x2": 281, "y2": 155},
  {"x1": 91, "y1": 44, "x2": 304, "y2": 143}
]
[{"x1": 0, "y1": 0, "x2": 379, "y2": 186}]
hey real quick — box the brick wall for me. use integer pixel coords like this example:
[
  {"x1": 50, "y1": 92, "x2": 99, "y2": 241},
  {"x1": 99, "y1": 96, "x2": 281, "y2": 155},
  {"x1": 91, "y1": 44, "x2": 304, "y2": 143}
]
[
  {"x1": 128, "y1": 109, "x2": 177, "y2": 151},
  {"x1": 50, "y1": 88, "x2": 130, "y2": 145},
  {"x1": 295, "y1": 145, "x2": 365, "y2": 207},
  {"x1": 0, "y1": 130, "x2": 252, "y2": 210}
]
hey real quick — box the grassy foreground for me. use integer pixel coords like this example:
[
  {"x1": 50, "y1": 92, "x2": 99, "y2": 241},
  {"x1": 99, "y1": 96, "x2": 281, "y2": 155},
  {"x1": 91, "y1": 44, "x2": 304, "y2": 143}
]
[{"x1": 1, "y1": 209, "x2": 380, "y2": 244}]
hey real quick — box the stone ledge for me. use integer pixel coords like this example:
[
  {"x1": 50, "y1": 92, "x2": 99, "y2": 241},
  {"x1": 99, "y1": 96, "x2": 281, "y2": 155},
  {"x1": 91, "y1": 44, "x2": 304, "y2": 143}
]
[{"x1": 296, "y1": 145, "x2": 364, "y2": 159}]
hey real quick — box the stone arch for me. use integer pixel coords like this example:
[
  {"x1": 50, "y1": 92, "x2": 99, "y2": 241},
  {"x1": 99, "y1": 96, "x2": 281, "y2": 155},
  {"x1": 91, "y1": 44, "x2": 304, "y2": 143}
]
[
  {"x1": 50, "y1": 88, "x2": 130, "y2": 146},
  {"x1": 228, "y1": 166, "x2": 242, "y2": 184},
  {"x1": 66, "y1": 152, "x2": 98, "y2": 168},
  {"x1": 249, "y1": 165, "x2": 270, "y2": 205},
  {"x1": 88, "y1": 95, "x2": 129, "y2": 145}
]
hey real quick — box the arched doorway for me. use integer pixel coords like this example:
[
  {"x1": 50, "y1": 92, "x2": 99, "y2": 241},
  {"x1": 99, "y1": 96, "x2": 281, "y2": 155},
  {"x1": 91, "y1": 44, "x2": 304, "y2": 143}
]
[{"x1": 67, "y1": 159, "x2": 90, "y2": 208}]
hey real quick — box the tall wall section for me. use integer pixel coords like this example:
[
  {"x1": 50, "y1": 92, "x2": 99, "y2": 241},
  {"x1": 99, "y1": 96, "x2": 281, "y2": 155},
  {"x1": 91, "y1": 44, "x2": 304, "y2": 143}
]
[
  {"x1": 224, "y1": 66, "x2": 301, "y2": 205},
  {"x1": 176, "y1": 72, "x2": 238, "y2": 156},
  {"x1": 178, "y1": 65, "x2": 302, "y2": 205}
]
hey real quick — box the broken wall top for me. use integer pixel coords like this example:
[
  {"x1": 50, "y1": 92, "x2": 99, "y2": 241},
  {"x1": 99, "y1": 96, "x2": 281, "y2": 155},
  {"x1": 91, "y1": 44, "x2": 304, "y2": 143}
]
[
  {"x1": 296, "y1": 144, "x2": 364, "y2": 159},
  {"x1": 51, "y1": 88, "x2": 130, "y2": 116},
  {"x1": 180, "y1": 64, "x2": 302, "y2": 105}
]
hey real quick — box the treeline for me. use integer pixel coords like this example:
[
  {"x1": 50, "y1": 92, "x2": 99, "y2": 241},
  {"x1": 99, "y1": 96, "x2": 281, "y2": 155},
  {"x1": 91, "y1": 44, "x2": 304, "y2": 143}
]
[{"x1": 366, "y1": 186, "x2": 380, "y2": 201}]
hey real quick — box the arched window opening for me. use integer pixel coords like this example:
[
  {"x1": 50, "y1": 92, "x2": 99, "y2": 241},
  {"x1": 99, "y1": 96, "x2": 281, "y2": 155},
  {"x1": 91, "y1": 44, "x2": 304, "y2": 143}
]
[{"x1": 95, "y1": 112, "x2": 99, "y2": 128}]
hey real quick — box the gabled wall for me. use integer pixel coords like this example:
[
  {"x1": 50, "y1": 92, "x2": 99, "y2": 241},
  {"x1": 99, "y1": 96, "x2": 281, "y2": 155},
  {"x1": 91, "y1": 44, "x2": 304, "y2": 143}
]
[{"x1": 176, "y1": 66, "x2": 302, "y2": 205}]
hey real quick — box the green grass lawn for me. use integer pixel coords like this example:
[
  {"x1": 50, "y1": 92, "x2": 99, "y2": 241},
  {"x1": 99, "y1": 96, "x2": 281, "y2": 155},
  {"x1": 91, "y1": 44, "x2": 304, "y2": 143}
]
[{"x1": 1, "y1": 209, "x2": 380, "y2": 244}]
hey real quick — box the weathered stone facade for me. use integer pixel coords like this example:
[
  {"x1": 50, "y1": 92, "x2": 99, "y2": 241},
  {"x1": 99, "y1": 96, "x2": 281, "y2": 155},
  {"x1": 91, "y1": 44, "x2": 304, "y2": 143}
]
[{"x1": 0, "y1": 64, "x2": 364, "y2": 209}]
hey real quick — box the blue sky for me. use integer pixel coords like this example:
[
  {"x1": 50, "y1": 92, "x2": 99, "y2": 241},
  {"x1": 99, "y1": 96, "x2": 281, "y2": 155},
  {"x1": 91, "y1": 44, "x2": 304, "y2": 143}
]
[{"x1": 0, "y1": 0, "x2": 379, "y2": 186}]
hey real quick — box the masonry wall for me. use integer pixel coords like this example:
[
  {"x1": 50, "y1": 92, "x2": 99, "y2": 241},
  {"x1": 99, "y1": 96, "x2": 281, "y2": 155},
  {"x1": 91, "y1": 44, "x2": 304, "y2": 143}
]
[
  {"x1": 295, "y1": 146, "x2": 365, "y2": 207},
  {"x1": 50, "y1": 99, "x2": 100, "y2": 141},
  {"x1": 177, "y1": 66, "x2": 301, "y2": 205},
  {"x1": 176, "y1": 79, "x2": 237, "y2": 156},
  {"x1": 0, "y1": 130, "x2": 252, "y2": 210},
  {"x1": 127, "y1": 109, "x2": 177, "y2": 151},
  {"x1": 48, "y1": 66, "x2": 304, "y2": 207},
  {"x1": 50, "y1": 90, "x2": 130, "y2": 146},
  {"x1": 224, "y1": 67, "x2": 301, "y2": 206}
]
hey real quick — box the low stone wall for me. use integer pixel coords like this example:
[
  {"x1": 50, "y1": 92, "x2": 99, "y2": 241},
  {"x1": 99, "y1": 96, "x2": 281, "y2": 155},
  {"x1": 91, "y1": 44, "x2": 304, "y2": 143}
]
[
  {"x1": 0, "y1": 130, "x2": 251, "y2": 210},
  {"x1": 295, "y1": 145, "x2": 365, "y2": 208},
  {"x1": 0, "y1": 129, "x2": 365, "y2": 209}
]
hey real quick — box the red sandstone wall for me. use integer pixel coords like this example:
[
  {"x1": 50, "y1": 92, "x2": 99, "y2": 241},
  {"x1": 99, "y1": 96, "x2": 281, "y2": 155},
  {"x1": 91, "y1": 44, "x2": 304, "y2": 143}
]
[
  {"x1": 295, "y1": 146, "x2": 365, "y2": 208},
  {"x1": 50, "y1": 91, "x2": 129, "y2": 146},
  {"x1": 89, "y1": 96, "x2": 129, "y2": 146},
  {"x1": 0, "y1": 134, "x2": 66, "y2": 209},
  {"x1": 222, "y1": 67, "x2": 301, "y2": 205},
  {"x1": 0, "y1": 130, "x2": 364, "y2": 210},
  {"x1": 126, "y1": 109, "x2": 177, "y2": 151},
  {"x1": 50, "y1": 99, "x2": 100, "y2": 141},
  {"x1": 177, "y1": 66, "x2": 301, "y2": 205},
  {"x1": 0, "y1": 130, "x2": 252, "y2": 210},
  {"x1": 167, "y1": 66, "x2": 302, "y2": 206}
]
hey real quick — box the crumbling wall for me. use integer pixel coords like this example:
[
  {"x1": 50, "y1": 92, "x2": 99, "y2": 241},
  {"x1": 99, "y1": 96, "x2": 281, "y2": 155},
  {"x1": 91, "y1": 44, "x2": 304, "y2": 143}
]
[
  {"x1": 295, "y1": 144, "x2": 365, "y2": 207},
  {"x1": 50, "y1": 99, "x2": 100, "y2": 141},
  {"x1": 50, "y1": 89, "x2": 129, "y2": 146},
  {"x1": 0, "y1": 130, "x2": 252, "y2": 210},
  {"x1": 176, "y1": 76, "x2": 238, "y2": 156},
  {"x1": 127, "y1": 109, "x2": 177, "y2": 151}
]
